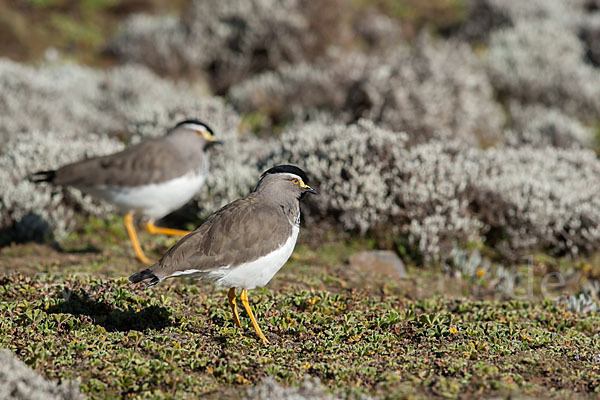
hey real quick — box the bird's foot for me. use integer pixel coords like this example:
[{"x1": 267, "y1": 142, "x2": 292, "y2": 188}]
[{"x1": 145, "y1": 221, "x2": 191, "y2": 237}]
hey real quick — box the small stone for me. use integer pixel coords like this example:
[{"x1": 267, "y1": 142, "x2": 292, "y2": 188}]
[{"x1": 349, "y1": 250, "x2": 407, "y2": 280}]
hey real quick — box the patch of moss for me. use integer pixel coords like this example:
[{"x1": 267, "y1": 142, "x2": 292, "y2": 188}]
[
  {"x1": 2, "y1": 216, "x2": 600, "y2": 398},
  {"x1": 0, "y1": 273, "x2": 599, "y2": 399}
]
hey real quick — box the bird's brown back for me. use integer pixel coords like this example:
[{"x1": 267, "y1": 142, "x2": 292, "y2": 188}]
[
  {"x1": 151, "y1": 193, "x2": 294, "y2": 279},
  {"x1": 53, "y1": 138, "x2": 196, "y2": 188}
]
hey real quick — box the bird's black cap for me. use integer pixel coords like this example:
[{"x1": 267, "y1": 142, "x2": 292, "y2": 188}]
[
  {"x1": 261, "y1": 165, "x2": 310, "y2": 183},
  {"x1": 175, "y1": 119, "x2": 214, "y2": 135}
]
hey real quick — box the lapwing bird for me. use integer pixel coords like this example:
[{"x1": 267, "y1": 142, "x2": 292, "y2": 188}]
[
  {"x1": 30, "y1": 120, "x2": 220, "y2": 264},
  {"x1": 129, "y1": 165, "x2": 318, "y2": 344}
]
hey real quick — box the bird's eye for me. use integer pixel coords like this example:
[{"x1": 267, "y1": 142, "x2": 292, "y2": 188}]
[{"x1": 292, "y1": 179, "x2": 299, "y2": 185}]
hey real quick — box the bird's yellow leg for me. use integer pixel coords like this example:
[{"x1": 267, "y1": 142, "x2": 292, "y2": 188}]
[
  {"x1": 124, "y1": 213, "x2": 152, "y2": 264},
  {"x1": 228, "y1": 288, "x2": 242, "y2": 328},
  {"x1": 240, "y1": 289, "x2": 269, "y2": 344},
  {"x1": 145, "y1": 220, "x2": 191, "y2": 237}
]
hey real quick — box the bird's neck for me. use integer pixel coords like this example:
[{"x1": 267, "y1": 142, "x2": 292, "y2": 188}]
[
  {"x1": 280, "y1": 200, "x2": 301, "y2": 227},
  {"x1": 251, "y1": 189, "x2": 300, "y2": 226},
  {"x1": 166, "y1": 134, "x2": 207, "y2": 168}
]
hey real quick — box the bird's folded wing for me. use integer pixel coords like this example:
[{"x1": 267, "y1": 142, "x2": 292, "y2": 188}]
[
  {"x1": 152, "y1": 198, "x2": 291, "y2": 279},
  {"x1": 53, "y1": 140, "x2": 190, "y2": 187}
]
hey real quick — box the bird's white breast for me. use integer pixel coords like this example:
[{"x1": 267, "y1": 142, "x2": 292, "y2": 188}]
[
  {"x1": 212, "y1": 225, "x2": 300, "y2": 290},
  {"x1": 86, "y1": 169, "x2": 207, "y2": 220}
]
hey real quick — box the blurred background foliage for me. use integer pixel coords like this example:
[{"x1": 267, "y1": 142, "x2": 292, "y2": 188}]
[
  {"x1": 0, "y1": 0, "x2": 185, "y2": 63},
  {"x1": 3, "y1": 0, "x2": 600, "y2": 263},
  {"x1": 0, "y1": 0, "x2": 466, "y2": 65}
]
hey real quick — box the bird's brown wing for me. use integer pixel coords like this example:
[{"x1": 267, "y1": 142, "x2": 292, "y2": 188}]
[
  {"x1": 150, "y1": 196, "x2": 293, "y2": 279},
  {"x1": 53, "y1": 139, "x2": 191, "y2": 188}
]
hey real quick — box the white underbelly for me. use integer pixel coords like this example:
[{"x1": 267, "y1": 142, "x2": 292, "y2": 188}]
[
  {"x1": 86, "y1": 171, "x2": 207, "y2": 219},
  {"x1": 211, "y1": 225, "x2": 299, "y2": 290}
]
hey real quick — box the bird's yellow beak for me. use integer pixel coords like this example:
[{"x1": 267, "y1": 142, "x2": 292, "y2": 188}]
[
  {"x1": 196, "y1": 130, "x2": 219, "y2": 142},
  {"x1": 205, "y1": 132, "x2": 219, "y2": 142},
  {"x1": 300, "y1": 181, "x2": 318, "y2": 195}
]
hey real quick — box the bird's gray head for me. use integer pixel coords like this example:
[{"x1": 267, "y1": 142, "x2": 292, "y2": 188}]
[
  {"x1": 256, "y1": 165, "x2": 318, "y2": 201},
  {"x1": 168, "y1": 119, "x2": 220, "y2": 149}
]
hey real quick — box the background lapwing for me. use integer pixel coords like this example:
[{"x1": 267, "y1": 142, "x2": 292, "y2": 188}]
[
  {"x1": 129, "y1": 165, "x2": 318, "y2": 344},
  {"x1": 30, "y1": 120, "x2": 219, "y2": 263}
]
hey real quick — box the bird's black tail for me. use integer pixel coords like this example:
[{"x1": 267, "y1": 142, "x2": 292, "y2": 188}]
[
  {"x1": 29, "y1": 170, "x2": 56, "y2": 184},
  {"x1": 129, "y1": 268, "x2": 160, "y2": 287}
]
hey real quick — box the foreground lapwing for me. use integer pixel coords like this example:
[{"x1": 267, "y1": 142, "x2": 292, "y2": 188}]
[
  {"x1": 30, "y1": 120, "x2": 220, "y2": 263},
  {"x1": 129, "y1": 165, "x2": 318, "y2": 344}
]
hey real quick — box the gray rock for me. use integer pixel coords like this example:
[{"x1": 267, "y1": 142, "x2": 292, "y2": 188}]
[
  {"x1": 349, "y1": 250, "x2": 407, "y2": 280},
  {"x1": 246, "y1": 376, "x2": 340, "y2": 400},
  {"x1": 245, "y1": 376, "x2": 375, "y2": 400},
  {"x1": 0, "y1": 350, "x2": 83, "y2": 400}
]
